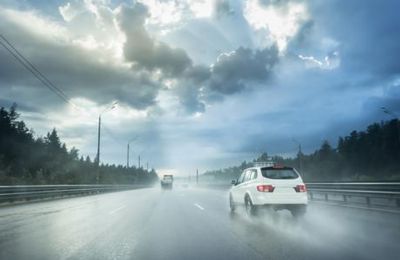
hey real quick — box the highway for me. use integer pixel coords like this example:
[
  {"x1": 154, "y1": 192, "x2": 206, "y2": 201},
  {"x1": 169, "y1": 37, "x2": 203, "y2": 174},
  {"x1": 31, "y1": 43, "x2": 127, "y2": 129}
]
[{"x1": 0, "y1": 186, "x2": 399, "y2": 260}]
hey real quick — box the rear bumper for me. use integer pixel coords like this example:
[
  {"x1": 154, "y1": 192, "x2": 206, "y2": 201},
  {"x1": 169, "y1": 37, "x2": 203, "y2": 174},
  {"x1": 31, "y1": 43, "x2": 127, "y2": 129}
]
[{"x1": 266, "y1": 204, "x2": 307, "y2": 212}]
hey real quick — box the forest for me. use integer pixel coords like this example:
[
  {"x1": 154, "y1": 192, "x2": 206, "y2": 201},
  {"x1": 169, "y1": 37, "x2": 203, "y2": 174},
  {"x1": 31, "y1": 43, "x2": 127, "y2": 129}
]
[
  {"x1": 0, "y1": 104, "x2": 158, "y2": 185},
  {"x1": 204, "y1": 119, "x2": 400, "y2": 182}
]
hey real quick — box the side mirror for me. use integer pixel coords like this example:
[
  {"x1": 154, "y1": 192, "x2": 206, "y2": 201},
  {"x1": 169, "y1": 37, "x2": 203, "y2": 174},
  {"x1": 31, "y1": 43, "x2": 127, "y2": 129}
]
[{"x1": 231, "y1": 179, "x2": 237, "y2": 185}]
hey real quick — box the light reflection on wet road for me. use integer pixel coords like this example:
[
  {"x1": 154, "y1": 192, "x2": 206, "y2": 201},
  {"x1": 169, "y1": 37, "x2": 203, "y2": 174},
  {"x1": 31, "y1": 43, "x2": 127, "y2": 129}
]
[{"x1": 0, "y1": 187, "x2": 399, "y2": 260}]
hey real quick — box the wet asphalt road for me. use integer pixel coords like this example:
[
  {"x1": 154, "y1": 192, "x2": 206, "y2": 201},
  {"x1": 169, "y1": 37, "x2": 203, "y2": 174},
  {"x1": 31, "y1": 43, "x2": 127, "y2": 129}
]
[{"x1": 0, "y1": 186, "x2": 399, "y2": 260}]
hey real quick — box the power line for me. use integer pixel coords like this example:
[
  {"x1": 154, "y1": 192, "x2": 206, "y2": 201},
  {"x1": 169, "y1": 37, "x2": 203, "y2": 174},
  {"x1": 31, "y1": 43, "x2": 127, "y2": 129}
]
[{"x1": 0, "y1": 34, "x2": 76, "y2": 107}]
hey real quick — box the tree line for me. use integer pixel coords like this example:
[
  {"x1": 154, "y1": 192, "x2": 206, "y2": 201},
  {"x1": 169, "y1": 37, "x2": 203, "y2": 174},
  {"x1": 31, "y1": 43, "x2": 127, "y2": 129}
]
[
  {"x1": 204, "y1": 119, "x2": 400, "y2": 182},
  {"x1": 0, "y1": 104, "x2": 158, "y2": 185}
]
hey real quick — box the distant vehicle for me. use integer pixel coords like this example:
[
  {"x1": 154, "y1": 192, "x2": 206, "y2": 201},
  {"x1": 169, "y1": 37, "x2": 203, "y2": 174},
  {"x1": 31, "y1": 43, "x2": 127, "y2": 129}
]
[
  {"x1": 229, "y1": 164, "x2": 308, "y2": 217},
  {"x1": 161, "y1": 175, "x2": 173, "y2": 189}
]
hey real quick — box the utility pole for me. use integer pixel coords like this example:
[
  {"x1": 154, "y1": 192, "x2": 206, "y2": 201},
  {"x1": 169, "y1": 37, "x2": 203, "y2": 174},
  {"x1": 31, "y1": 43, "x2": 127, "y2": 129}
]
[
  {"x1": 196, "y1": 169, "x2": 198, "y2": 184},
  {"x1": 96, "y1": 115, "x2": 101, "y2": 166},
  {"x1": 298, "y1": 144, "x2": 303, "y2": 174},
  {"x1": 138, "y1": 155, "x2": 141, "y2": 168},
  {"x1": 96, "y1": 115, "x2": 101, "y2": 183},
  {"x1": 127, "y1": 143, "x2": 130, "y2": 168},
  {"x1": 95, "y1": 101, "x2": 117, "y2": 184},
  {"x1": 126, "y1": 137, "x2": 138, "y2": 169},
  {"x1": 146, "y1": 162, "x2": 149, "y2": 171},
  {"x1": 293, "y1": 139, "x2": 304, "y2": 180}
]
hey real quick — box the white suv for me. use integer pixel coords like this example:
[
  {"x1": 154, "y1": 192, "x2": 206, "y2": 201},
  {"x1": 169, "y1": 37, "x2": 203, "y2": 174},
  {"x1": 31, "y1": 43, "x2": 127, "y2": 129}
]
[{"x1": 229, "y1": 165, "x2": 308, "y2": 217}]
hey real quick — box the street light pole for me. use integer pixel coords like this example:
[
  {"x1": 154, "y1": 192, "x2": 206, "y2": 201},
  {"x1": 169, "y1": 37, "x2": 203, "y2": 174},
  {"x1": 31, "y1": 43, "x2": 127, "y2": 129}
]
[
  {"x1": 95, "y1": 101, "x2": 117, "y2": 183},
  {"x1": 292, "y1": 139, "x2": 303, "y2": 179},
  {"x1": 298, "y1": 144, "x2": 303, "y2": 173},
  {"x1": 96, "y1": 115, "x2": 101, "y2": 167},
  {"x1": 127, "y1": 143, "x2": 130, "y2": 168},
  {"x1": 126, "y1": 137, "x2": 138, "y2": 169}
]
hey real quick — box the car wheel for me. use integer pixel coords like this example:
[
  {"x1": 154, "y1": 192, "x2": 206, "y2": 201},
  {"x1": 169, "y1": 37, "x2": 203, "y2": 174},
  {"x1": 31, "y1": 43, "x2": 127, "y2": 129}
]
[
  {"x1": 245, "y1": 195, "x2": 257, "y2": 216},
  {"x1": 229, "y1": 194, "x2": 236, "y2": 212}
]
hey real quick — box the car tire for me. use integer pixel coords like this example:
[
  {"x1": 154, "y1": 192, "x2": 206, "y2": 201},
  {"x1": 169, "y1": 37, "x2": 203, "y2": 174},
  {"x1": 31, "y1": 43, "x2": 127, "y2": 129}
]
[
  {"x1": 291, "y1": 205, "x2": 307, "y2": 218},
  {"x1": 229, "y1": 194, "x2": 236, "y2": 212},
  {"x1": 245, "y1": 195, "x2": 257, "y2": 216}
]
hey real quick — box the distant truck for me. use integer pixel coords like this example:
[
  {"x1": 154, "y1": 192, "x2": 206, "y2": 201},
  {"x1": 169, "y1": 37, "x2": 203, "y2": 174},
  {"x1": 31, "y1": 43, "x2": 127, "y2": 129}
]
[{"x1": 161, "y1": 175, "x2": 173, "y2": 189}]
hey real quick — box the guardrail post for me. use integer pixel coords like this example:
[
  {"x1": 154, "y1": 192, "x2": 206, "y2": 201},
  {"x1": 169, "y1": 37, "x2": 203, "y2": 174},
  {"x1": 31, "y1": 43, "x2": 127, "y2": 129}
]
[
  {"x1": 343, "y1": 194, "x2": 347, "y2": 203},
  {"x1": 366, "y1": 196, "x2": 371, "y2": 206},
  {"x1": 309, "y1": 192, "x2": 314, "y2": 200},
  {"x1": 324, "y1": 193, "x2": 328, "y2": 201}
]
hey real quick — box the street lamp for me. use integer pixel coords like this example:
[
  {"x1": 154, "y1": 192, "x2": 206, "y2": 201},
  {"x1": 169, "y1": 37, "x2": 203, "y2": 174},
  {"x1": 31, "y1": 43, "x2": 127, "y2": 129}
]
[
  {"x1": 292, "y1": 138, "x2": 303, "y2": 178},
  {"x1": 127, "y1": 136, "x2": 138, "y2": 168},
  {"x1": 137, "y1": 148, "x2": 146, "y2": 169},
  {"x1": 95, "y1": 101, "x2": 118, "y2": 167}
]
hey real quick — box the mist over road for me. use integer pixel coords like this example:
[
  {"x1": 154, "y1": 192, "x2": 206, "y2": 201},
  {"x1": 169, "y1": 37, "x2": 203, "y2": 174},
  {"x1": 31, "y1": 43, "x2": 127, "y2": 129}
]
[{"x1": 0, "y1": 186, "x2": 399, "y2": 260}]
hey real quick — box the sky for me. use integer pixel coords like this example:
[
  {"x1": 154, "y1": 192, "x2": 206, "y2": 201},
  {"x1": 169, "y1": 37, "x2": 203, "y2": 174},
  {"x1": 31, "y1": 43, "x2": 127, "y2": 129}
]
[{"x1": 0, "y1": 0, "x2": 399, "y2": 176}]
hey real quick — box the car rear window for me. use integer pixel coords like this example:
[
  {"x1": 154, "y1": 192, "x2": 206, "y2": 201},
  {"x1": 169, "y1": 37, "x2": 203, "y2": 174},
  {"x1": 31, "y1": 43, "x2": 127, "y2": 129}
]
[{"x1": 261, "y1": 167, "x2": 299, "y2": 179}]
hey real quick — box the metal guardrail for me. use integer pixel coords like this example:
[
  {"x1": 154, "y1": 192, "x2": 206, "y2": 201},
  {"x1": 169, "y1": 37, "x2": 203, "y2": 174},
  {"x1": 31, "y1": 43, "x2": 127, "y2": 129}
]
[
  {"x1": 199, "y1": 182, "x2": 400, "y2": 209},
  {"x1": 0, "y1": 184, "x2": 148, "y2": 203},
  {"x1": 306, "y1": 182, "x2": 400, "y2": 208}
]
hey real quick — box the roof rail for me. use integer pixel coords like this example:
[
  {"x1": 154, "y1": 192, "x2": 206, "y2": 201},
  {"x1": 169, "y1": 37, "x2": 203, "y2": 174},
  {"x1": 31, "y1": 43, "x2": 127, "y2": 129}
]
[{"x1": 253, "y1": 161, "x2": 275, "y2": 167}]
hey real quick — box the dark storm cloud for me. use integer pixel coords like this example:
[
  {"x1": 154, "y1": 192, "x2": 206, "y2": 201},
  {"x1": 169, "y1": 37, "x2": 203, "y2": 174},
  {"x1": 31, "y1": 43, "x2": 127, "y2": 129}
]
[
  {"x1": 118, "y1": 3, "x2": 192, "y2": 77},
  {"x1": 118, "y1": 3, "x2": 280, "y2": 114},
  {"x1": 175, "y1": 46, "x2": 279, "y2": 113},
  {"x1": 0, "y1": 8, "x2": 161, "y2": 110},
  {"x1": 306, "y1": 0, "x2": 400, "y2": 78},
  {"x1": 294, "y1": 0, "x2": 400, "y2": 129},
  {"x1": 117, "y1": 3, "x2": 209, "y2": 113},
  {"x1": 175, "y1": 65, "x2": 211, "y2": 113},
  {"x1": 228, "y1": 0, "x2": 400, "y2": 158},
  {"x1": 208, "y1": 46, "x2": 279, "y2": 95}
]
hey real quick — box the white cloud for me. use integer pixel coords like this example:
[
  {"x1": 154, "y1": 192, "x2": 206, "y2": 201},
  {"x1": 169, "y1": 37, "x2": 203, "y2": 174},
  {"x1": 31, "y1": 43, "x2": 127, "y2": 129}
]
[
  {"x1": 59, "y1": 2, "x2": 75, "y2": 22},
  {"x1": 298, "y1": 51, "x2": 340, "y2": 70},
  {"x1": 2, "y1": 7, "x2": 68, "y2": 41},
  {"x1": 141, "y1": 0, "x2": 185, "y2": 29},
  {"x1": 190, "y1": 0, "x2": 214, "y2": 18},
  {"x1": 58, "y1": 0, "x2": 125, "y2": 62},
  {"x1": 244, "y1": 0, "x2": 309, "y2": 52}
]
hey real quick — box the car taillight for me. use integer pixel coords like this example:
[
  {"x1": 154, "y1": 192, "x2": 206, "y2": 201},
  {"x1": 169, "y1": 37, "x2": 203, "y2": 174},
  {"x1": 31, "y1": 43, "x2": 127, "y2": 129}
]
[
  {"x1": 294, "y1": 184, "x2": 307, "y2": 192},
  {"x1": 257, "y1": 184, "x2": 275, "y2": 192}
]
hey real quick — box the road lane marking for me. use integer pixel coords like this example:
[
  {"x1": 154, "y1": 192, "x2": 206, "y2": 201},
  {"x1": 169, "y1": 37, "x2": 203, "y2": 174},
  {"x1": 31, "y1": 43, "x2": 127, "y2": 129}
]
[
  {"x1": 109, "y1": 205, "x2": 126, "y2": 215},
  {"x1": 194, "y1": 203, "x2": 204, "y2": 210}
]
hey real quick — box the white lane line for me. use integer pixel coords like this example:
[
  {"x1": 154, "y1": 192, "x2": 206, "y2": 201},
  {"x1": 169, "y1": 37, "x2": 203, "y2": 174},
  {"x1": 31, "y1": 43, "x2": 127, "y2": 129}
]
[
  {"x1": 109, "y1": 205, "x2": 126, "y2": 215},
  {"x1": 194, "y1": 203, "x2": 205, "y2": 210}
]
